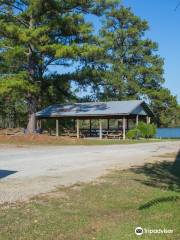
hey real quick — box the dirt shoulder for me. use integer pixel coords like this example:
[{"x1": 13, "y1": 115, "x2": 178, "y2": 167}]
[{"x1": 0, "y1": 134, "x2": 179, "y2": 146}]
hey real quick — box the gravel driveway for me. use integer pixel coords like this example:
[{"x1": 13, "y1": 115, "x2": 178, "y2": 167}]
[{"x1": 0, "y1": 141, "x2": 179, "y2": 204}]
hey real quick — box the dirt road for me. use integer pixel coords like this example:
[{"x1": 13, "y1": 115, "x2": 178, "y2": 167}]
[{"x1": 0, "y1": 141, "x2": 179, "y2": 204}]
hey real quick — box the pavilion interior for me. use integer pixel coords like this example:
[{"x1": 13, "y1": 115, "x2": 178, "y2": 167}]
[{"x1": 37, "y1": 115, "x2": 150, "y2": 140}]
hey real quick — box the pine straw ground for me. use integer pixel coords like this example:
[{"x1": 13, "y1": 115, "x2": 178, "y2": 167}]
[
  {"x1": 0, "y1": 152, "x2": 179, "y2": 240},
  {"x1": 0, "y1": 133, "x2": 177, "y2": 146}
]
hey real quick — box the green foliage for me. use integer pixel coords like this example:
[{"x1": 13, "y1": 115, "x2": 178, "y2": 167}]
[
  {"x1": 126, "y1": 128, "x2": 141, "y2": 139},
  {"x1": 0, "y1": 72, "x2": 38, "y2": 95},
  {"x1": 0, "y1": 96, "x2": 27, "y2": 128},
  {"x1": 148, "y1": 88, "x2": 180, "y2": 127},
  {"x1": 0, "y1": 0, "x2": 118, "y2": 131},
  {"x1": 127, "y1": 122, "x2": 157, "y2": 139},
  {"x1": 137, "y1": 122, "x2": 157, "y2": 138},
  {"x1": 0, "y1": 1, "x2": 179, "y2": 130},
  {"x1": 92, "y1": 5, "x2": 179, "y2": 127},
  {"x1": 97, "y1": 6, "x2": 164, "y2": 101}
]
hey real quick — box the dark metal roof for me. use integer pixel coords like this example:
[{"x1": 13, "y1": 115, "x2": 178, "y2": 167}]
[{"x1": 36, "y1": 100, "x2": 154, "y2": 118}]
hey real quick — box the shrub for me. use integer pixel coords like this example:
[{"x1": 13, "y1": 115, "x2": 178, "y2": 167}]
[
  {"x1": 126, "y1": 128, "x2": 141, "y2": 139},
  {"x1": 147, "y1": 123, "x2": 157, "y2": 138},
  {"x1": 138, "y1": 122, "x2": 156, "y2": 138},
  {"x1": 127, "y1": 122, "x2": 157, "y2": 139}
]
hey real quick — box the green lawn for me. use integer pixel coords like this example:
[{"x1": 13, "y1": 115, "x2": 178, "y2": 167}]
[
  {"x1": 40, "y1": 138, "x2": 178, "y2": 146},
  {"x1": 0, "y1": 152, "x2": 179, "y2": 240}
]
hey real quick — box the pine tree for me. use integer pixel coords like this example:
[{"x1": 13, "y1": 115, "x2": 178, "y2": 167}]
[
  {"x1": 96, "y1": 6, "x2": 179, "y2": 126},
  {"x1": 99, "y1": 6, "x2": 164, "y2": 98},
  {"x1": 149, "y1": 88, "x2": 180, "y2": 127},
  {"x1": 0, "y1": 0, "x2": 115, "y2": 132}
]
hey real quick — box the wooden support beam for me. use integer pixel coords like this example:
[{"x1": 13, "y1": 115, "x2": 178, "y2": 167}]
[
  {"x1": 56, "y1": 119, "x2": 59, "y2": 137},
  {"x1": 136, "y1": 115, "x2": 139, "y2": 126},
  {"x1": 73, "y1": 119, "x2": 76, "y2": 131},
  {"x1": 90, "y1": 119, "x2": 92, "y2": 137},
  {"x1": 127, "y1": 118, "x2": 129, "y2": 130},
  {"x1": 77, "y1": 119, "x2": 80, "y2": 139},
  {"x1": 36, "y1": 119, "x2": 39, "y2": 129},
  {"x1": 146, "y1": 116, "x2": 151, "y2": 124},
  {"x1": 99, "y1": 119, "x2": 102, "y2": 139},
  {"x1": 123, "y1": 116, "x2": 126, "y2": 140},
  {"x1": 107, "y1": 119, "x2": 110, "y2": 130}
]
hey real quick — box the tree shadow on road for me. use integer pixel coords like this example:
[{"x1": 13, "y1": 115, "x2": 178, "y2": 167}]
[
  {"x1": 0, "y1": 170, "x2": 17, "y2": 179},
  {"x1": 131, "y1": 150, "x2": 180, "y2": 209}
]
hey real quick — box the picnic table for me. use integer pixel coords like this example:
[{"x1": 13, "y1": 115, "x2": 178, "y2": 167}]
[
  {"x1": 60, "y1": 128, "x2": 123, "y2": 139},
  {"x1": 103, "y1": 130, "x2": 123, "y2": 139}
]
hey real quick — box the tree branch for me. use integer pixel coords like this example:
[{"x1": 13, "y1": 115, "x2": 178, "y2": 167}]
[{"x1": 0, "y1": 9, "x2": 29, "y2": 27}]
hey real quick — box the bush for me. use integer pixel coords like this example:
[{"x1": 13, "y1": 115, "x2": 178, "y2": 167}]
[
  {"x1": 126, "y1": 128, "x2": 141, "y2": 139},
  {"x1": 138, "y1": 122, "x2": 156, "y2": 138},
  {"x1": 127, "y1": 122, "x2": 157, "y2": 139}
]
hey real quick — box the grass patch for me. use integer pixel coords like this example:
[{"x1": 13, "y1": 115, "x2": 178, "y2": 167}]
[{"x1": 0, "y1": 152, "x2": 180, "y2": 239}]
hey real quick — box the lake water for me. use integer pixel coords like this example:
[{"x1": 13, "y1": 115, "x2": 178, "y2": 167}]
[{"x1": 156, "y1": 128, "x2": 180, "y2": 139}]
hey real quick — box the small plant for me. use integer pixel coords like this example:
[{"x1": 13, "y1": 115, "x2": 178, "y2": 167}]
[
  {"x1": 127, "y1": 122, "x2": 157, "y2": 139},
  {"x1": 138, "y1": 122, "x2": 157, "y2": 138},
  {"x1": 126, "y1": 128, "x2": 141, "y2": 139}
]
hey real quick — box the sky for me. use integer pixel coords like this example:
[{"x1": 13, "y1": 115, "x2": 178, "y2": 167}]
[{"x1": 121, "y1": 0, "x2": 180, "y2": 102}]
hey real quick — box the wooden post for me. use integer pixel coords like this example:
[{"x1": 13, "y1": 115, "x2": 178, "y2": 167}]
[
  {"x1": 136, "y1": 115, "x2": 139, "y2": 126},
  {"x1": 90, "y1": 119, "x2": 92, "y2": 137},
  {"x1": 123, "y1": 116, "x2": 126, "y2": 140},
  {"x1": 36, "y1": 119, "x2": 39, "y2": 129},
  {"x1": 56, "y1": 119, "x2": 59, "y2": 136},
  {"x1": 127, "y1": 118, "x2": 129, "y2": 130},
  {"x1": 99, "y1": 119, "x2": 102, "y2": 139},
  {"x1": 77, "y1": 119, "x2": 80, "y2": 139},
  {"x1": 73, "y1": 119, "x2": 76, "y2": 131},
  {"x1": 146, "y1": 116, "x2": 150, "y2": 124},
  {"x1": 107, "y1": 119, "x2": 110, "y2": 130}
]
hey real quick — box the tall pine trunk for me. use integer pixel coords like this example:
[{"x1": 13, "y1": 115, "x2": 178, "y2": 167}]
[
  {"x1": 26, "y1": 14, "x2": 37, "y2": 134},
  {"x1": 26, "y1": 95, "x2": 36, "y2": 133}
]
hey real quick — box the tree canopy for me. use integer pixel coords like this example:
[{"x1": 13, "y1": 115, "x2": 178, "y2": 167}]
[
  {"x1": 0, "y1": 0, "x2": 117, "y2": 131},
  {"x1": 84, "y1": 6, "x2": 179, "y2": 126},
  {"x1": 0, "y1": 1, "x2": 179, "y2": 129}
]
